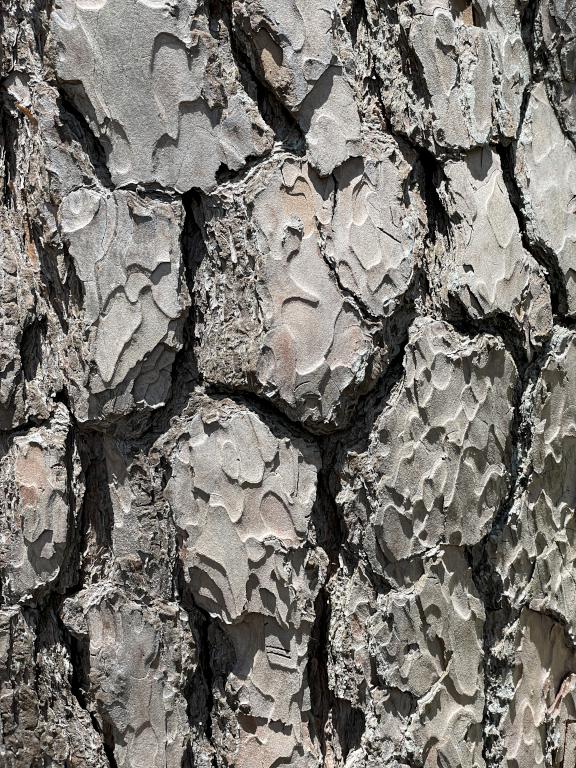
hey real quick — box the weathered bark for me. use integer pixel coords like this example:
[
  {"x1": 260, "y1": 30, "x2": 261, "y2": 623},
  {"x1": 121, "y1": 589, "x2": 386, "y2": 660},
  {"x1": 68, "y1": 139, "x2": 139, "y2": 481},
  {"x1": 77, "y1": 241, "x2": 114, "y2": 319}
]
[{"x1": 1, "y1": 1, "x2": 575, "y2": 766}]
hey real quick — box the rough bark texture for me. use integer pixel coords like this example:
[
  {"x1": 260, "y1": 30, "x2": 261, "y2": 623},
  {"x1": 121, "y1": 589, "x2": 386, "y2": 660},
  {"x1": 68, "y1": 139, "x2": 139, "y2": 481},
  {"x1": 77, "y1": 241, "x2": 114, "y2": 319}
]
[{"x1": 1, "y1": 1, "x2": 575, "y2": 767}]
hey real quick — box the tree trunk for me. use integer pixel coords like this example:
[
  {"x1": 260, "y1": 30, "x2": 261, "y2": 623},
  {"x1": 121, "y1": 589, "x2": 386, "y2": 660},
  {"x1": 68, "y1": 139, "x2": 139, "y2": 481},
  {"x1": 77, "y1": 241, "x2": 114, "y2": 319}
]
[{"x1": 1, "y1": 1, "x2": 575, "y2": 766}]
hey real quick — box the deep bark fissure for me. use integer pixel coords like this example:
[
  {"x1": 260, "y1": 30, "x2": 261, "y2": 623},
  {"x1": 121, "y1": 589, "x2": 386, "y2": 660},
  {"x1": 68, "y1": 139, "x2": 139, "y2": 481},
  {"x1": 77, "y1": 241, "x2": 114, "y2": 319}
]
[
  {"x1": 308, "y1": 430, "x2": 375, "y2": 762},
  {"x1": 205, "y1": 0, "x2": 305, "y2": 155},
  {"x1": 340, "y1": 0, "x2": 368, "y2": 48},
  {"x1": 414, "y1": 145, "x2": 453, "y2": 247},
  {"x1": 23, "y1": 423, "x2": 120, "y2": 766},
  {"x1": 465, "y1": 337, "x2": 553, "y2": 766},
  {"x1": 184, "y1": 602, "x2": 221, "y2": 768},
  {"x1": 306, "y1": 298, "x2": 418, "y2": 761},
  {"x1": 0, "y1": 99, "x2": 18, "y2": 208},
  {"x1": 495, "y1": 140, "x2": 569, "y2": 318},
  {"x1": 445, "y1": 290, "x2": 529, "y2": 371},
  {"x1": 56, "y1": 90, "x2": 113, "y2": 189},
  {"x1": 20, "y1": 315, "x2": 47, "y2": 382},
  {"x1": 62, "y1": 616, "x2": 120, "y2": 768}
]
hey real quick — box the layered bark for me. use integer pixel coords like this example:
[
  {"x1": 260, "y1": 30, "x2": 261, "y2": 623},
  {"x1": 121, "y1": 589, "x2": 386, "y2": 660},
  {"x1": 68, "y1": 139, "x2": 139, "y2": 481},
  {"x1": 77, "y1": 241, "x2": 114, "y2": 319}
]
[{"x1": 0, "y1": 1, "x2": 575, "y2": 767}]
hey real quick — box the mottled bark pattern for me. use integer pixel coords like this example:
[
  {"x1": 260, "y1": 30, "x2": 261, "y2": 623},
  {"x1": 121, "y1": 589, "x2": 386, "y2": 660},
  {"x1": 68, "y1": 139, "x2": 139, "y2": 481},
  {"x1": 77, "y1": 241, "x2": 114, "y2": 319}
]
[{"x1": 0, "y1": 1, "x2": 574, "y2": 767}]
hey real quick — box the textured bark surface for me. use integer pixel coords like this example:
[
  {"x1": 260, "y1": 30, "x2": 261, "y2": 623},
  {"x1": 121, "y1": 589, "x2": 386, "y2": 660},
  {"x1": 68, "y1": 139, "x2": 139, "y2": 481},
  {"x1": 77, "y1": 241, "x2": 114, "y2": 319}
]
[{"x1": 1, "y1": 1, "x2": 575, "y2": 766}]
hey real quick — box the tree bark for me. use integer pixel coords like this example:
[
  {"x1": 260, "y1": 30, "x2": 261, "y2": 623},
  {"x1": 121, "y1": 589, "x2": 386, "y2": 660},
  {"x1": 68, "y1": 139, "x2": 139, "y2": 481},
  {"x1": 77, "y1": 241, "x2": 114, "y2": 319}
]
[{"x1": 1, "y1": 1, "x2": 575, "y2": 766}]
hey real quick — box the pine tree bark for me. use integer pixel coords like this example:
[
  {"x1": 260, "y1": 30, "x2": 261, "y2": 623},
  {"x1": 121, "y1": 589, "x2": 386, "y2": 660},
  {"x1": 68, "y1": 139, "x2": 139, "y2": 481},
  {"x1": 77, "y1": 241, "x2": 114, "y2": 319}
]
[{"x1": 1, "y1": 1, "x2": 575, "y2": 766}]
